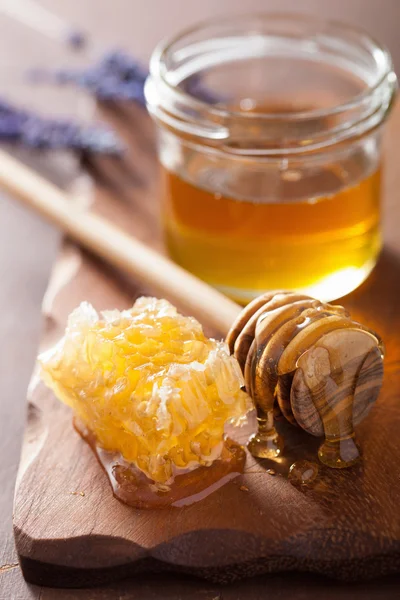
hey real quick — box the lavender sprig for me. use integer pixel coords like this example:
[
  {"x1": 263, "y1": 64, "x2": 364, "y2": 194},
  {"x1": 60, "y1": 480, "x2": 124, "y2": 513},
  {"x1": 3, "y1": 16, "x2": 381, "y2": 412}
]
[
  {"x1": 33, "y1": 50, "x2": 148, "y2": 106},
  {"x1": 0, "y1": 98, "x2": 124, "y2": 155},
  {"x1": 29, "y1": 49, "x2": 224, "y2": 107},
  {"x1": 65, "y1": 29, "x2": 88, "y2": 51}
]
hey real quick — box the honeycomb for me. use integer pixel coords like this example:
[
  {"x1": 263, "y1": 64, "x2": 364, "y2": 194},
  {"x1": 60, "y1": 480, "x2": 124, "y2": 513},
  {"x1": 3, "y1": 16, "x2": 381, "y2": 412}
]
[{"x1": 40, "y1": 297, "x2": 251, "y2": 486}]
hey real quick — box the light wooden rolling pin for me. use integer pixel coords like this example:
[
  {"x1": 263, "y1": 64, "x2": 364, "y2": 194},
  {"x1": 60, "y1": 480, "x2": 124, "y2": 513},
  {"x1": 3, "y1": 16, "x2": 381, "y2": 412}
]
[{"x1": 0, "y1": 149, "x2": 240, "y2": 334}]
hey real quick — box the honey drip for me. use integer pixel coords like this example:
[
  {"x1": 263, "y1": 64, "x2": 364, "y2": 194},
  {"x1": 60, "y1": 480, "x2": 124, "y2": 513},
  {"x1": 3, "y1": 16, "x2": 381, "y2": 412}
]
[
  {"x1": 288, "y1": 460, "x2": 319, "y2": 486},
  {"x1": 227, "y1": 291, "x2": 384, "y2": 468},
  {"x1": 40, "y1": 297, "x2": 252, "y2": 508},
  {"x1": 75, "y1": 420, "x2": 245, "y2": 509},
  {"x1": 293, "y1": 332, "x2": 384, "y2": 468}
]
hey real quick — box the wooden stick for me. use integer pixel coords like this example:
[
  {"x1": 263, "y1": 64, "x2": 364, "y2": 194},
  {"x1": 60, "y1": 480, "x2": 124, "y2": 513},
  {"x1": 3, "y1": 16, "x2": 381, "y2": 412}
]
[
  {"x1": 0, "y1": 0, "x2": 79, "y2": 44},
  {"x1": 0, "y1": 149, "x2": 240, "y2": 334}
]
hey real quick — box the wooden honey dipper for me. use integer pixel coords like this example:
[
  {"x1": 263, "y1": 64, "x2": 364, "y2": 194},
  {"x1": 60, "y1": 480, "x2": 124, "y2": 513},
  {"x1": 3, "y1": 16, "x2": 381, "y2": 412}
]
[
  {"x1": 0, "y1": 150, "x2": 385, "y2": 468},
  {"x1": 226, "y1": 291, "x2": 384, "y2": 468}
]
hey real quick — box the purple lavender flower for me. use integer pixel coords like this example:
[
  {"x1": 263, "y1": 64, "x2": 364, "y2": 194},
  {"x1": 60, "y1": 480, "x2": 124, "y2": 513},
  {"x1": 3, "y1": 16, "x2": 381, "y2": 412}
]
[
  {"x1": 27, "y1": 48, "x2": 223, "y2": 109},
  {"x1": 0, "y1": 97, "x2": 124, "y2": 155},
  {"x1": 44, "y1": 50, "x2": 149, "y2": 106},
  {"x1": 66, "y1": 29, "x2": 87, "y2": 50}
]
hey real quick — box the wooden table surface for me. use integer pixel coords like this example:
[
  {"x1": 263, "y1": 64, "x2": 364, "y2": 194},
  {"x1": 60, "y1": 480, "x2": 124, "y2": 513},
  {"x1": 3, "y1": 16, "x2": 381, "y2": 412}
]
[{"x1": 1, "y1": 1, "x2": 400, "y2": 598}]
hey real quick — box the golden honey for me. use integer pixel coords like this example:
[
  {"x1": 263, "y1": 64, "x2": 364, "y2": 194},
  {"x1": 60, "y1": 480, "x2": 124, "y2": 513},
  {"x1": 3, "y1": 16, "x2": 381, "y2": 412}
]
[
  {"x1": 39, "y1": 297, "x2": 251, "y2": 507},
  {"x1": 162, "y1": 164, "x2": 381, "y2": 303},
  {"x1": 146, "y1": 14, "x2": 396, "y2": 303}
]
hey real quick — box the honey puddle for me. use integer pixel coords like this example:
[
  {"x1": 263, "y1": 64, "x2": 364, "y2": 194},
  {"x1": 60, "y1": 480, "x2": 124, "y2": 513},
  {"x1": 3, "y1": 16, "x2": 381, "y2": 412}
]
[
  {"x1": 288, "y1": 460, "x2": 319, "y2": 486},
  {"x1": 75, "y1": 419, "x2": 245, "y2": 509}
]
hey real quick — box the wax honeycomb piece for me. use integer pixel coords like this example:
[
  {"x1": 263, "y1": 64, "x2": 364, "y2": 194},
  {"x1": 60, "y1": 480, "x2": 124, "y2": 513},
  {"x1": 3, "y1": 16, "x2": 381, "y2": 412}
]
[{"x1": 40, "y1": 297, "x2": 251, "y2": 487}]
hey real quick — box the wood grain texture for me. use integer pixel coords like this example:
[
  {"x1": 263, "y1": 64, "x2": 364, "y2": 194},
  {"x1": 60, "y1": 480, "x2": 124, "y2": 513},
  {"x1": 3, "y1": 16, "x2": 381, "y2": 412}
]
[
  {"x1": 292, "y1": 337, "x2": 384, "y2": 436},
  {"x1": 226, "y1": 288, "x2": 384, "y2": 468},
  {"x1": 10, "y1": 98, "x2": 400, "y2": 589},
  {"x1": 1, "y1": 2, "x2": 400, "y2": 596}
]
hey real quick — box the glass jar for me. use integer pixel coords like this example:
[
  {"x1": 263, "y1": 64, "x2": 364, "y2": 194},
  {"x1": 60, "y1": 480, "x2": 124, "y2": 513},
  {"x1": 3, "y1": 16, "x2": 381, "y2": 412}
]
[{"x1": 145, "y1": 14, "x2": 397, "y2": 303}]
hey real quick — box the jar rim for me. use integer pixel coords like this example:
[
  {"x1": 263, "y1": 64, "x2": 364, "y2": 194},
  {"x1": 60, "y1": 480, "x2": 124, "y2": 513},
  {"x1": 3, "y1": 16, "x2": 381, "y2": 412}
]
[{"x1": 145, "y1": 12, "x2": 397, "y2": 154}]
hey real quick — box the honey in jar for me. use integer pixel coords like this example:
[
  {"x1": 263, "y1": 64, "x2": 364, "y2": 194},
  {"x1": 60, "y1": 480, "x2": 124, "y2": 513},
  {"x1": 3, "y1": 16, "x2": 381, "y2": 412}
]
[
  {"x1": 162, "y1": 155, "x2": 381, "y2": 304},
  {"x1": 146, "y1": 14, "x2": 396, "y2": 302}
]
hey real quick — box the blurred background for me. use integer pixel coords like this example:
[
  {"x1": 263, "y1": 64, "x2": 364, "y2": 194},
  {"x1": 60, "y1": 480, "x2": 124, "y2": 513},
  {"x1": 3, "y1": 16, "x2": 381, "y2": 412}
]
[{"x1": 37, "y1": 0, "x2": 400, "y2": 66}]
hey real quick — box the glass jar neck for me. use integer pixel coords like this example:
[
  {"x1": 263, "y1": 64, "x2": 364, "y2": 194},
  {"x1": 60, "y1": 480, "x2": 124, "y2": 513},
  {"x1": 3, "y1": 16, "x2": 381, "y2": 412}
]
[{"x1": 145, "y1": 13, "x2": 397, "y2": 156}]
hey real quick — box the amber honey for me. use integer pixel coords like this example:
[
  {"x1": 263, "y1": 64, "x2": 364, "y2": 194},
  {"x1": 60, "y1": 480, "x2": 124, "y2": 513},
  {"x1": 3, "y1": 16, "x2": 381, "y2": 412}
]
[
  {"x1": 162, "y1": 163, "x2": 381, "y2": 303},
  {"x1": 40, "y1": 298, "x2": 251, "y2": 507},
  {"x1": 146, "y1": 14, "x2": 395, "y2": 303}
]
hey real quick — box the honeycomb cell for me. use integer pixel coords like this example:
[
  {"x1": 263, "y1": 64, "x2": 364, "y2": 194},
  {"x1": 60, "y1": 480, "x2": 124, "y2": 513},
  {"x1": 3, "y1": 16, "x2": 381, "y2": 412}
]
[{"x1": 40, "y1": 297, "x2": 252, "y2": 488}]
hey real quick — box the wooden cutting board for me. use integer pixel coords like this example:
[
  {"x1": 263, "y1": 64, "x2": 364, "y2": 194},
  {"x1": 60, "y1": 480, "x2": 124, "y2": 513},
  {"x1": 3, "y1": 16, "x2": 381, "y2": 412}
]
[{"x1": 13, "y1": 103, "x2": 400, "y2": 588}]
